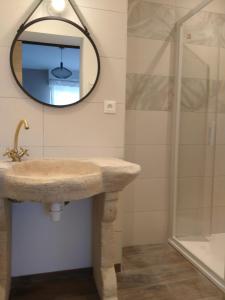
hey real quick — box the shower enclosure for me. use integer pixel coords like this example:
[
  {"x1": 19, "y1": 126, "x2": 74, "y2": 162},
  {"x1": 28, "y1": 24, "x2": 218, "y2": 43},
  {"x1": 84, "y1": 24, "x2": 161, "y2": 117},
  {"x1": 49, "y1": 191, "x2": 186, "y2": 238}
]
[{"x1": 170, "y1": 0, "x2": 225, "y2": 291}]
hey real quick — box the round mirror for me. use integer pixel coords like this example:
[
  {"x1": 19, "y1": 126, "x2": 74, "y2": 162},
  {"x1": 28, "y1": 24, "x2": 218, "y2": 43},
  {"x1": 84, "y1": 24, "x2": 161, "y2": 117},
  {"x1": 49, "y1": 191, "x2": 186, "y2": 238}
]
[{"x1": 10, "y1": 17, "x2": 100, "y2": 107}]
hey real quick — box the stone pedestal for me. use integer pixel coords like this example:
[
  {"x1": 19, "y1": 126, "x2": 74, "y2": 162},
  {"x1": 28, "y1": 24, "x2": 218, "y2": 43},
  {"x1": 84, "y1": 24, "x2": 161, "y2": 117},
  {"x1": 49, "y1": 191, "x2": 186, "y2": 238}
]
[
  {"x1": 93, "y1": 192, "x2": 118, "y2": 300},
  {"x1": 0, "y1": 199, "x2": 11, "y2": 300}
]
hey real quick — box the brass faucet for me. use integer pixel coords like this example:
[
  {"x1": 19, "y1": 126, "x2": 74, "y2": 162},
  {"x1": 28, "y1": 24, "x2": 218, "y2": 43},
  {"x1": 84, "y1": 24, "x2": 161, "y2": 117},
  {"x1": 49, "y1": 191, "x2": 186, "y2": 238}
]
[{"x1": 3, "y1": 119, "x2": 30, "y2": 162}]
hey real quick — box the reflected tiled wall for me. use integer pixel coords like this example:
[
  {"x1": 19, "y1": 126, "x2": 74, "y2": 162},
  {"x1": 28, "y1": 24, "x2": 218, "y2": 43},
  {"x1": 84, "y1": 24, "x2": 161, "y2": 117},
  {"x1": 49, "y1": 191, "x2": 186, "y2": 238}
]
[{"x1": 124, "y1": 0, "x2": 225, "y2": 246}]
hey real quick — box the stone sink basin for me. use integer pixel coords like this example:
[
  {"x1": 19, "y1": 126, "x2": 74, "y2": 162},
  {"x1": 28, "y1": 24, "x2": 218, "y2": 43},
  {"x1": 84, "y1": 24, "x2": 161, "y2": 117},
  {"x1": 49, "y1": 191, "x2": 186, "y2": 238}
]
[
  {"x1": 0, "y1": 158, "x2": 140, "y2": 300},
  {"x1": 2, "y1": 158, "x2": 141, "y2": 203}
]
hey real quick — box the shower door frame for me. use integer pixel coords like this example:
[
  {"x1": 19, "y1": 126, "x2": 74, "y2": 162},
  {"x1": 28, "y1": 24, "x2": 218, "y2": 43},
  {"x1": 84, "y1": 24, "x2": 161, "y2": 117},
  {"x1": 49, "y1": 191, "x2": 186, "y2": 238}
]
[{"x1": 168, "y1": 0, "x2": 225, "y2": 292}]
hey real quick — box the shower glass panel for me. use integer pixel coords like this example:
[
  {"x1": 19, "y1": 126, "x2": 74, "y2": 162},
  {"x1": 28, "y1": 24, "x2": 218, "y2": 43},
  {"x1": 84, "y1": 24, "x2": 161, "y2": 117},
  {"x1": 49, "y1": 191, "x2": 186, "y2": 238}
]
[
  {"x1": 175, "y1": 41, "x2": 217, "y2": 238},
  {"x1": 172, "y1": 0, "x2": 225, "y2": 283}
]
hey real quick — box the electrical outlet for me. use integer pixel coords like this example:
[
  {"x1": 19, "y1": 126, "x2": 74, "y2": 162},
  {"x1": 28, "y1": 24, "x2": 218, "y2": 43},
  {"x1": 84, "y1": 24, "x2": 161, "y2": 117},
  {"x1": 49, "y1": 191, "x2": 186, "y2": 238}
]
[{"x1": 104, "y1": 100, "x2": 116, "y2": 114}]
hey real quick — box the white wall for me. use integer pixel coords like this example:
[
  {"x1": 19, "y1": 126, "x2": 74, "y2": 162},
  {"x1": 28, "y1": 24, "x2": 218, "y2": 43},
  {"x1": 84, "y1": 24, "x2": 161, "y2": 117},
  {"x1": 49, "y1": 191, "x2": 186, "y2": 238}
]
[{"x1": 0, "y1": 0, "x2": 127, "y2": 276}]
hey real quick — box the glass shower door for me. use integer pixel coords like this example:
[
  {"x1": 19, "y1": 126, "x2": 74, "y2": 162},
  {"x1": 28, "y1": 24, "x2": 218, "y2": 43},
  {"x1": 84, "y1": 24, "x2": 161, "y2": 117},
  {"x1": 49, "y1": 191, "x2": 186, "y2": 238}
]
[{"x1": 173, "y1": 16, "x2": 223, "y2": 278}]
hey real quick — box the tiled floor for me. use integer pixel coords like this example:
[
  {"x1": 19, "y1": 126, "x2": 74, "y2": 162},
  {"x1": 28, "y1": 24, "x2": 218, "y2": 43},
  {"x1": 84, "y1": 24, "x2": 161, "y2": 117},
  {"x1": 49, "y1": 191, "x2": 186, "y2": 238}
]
[
  {"x1": 10, "y1": 244, "x2": 225, "y2": 300},
  {"x1": 118, "y1": 244, "x2": 225, "y2": 300}
]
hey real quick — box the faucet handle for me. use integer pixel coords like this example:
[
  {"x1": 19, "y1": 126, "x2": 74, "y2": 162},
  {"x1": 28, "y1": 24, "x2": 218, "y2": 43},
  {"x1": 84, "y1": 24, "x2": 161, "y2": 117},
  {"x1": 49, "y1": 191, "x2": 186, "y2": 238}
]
[
  {"x1": 19, "y1": 147, "x2": 29, "y2": 157},
  {"x1": 3, "y1": 148, "x2": 18, "y2": 161},
  {"x1": 3, "y1": 148, "x2": 11, "y2": 157}
]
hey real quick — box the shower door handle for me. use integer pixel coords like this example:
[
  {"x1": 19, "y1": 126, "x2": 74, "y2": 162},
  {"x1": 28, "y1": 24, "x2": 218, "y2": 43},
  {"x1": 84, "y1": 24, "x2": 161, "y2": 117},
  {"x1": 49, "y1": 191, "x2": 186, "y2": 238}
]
[{"x1": 208, "y1": 121, "x2": 216, "y2": 146}]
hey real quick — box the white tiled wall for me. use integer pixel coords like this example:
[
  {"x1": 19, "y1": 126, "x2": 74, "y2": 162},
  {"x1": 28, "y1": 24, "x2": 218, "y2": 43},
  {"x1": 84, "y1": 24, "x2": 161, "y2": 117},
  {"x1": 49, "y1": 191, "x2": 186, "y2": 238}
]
[
  {"x1": 127, "y1": 38, "x2": 174, "y2": 76},
  {"x1": 124, "y1": 0, "x2": 174, "y2": 246},
  {"x1": 123, "y1": 111, "x2": 171, "y2": 246},
  {"x1": 123, "y1": 210, "x2": 169, "y2": 245},
  {"x1": 0, "y1": 0, "x2": 127, "y2": 276},
  {"x1": 214, "y1": 113, "x2": 225, "y2": 233},
  {"x1": 76, "y1": 0, "x2": 128, "y2": 12}
]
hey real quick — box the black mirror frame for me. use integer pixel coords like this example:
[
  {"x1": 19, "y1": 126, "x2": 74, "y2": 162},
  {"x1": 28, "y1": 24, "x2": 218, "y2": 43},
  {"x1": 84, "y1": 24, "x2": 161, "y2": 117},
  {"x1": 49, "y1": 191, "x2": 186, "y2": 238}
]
[{"x1": 10, "y1": 16, "x2": 101, "y2": 108}]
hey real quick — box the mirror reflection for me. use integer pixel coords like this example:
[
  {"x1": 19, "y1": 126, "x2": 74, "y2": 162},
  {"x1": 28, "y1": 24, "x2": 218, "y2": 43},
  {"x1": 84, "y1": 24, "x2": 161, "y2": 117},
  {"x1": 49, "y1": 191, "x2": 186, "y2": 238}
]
[{"x1": 11, "y1": 19, "x2": 100, "y2": 107}]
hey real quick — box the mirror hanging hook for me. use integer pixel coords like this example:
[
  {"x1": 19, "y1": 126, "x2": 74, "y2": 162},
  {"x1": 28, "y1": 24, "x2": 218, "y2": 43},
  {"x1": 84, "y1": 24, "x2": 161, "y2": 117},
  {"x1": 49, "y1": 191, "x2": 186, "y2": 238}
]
[
  {"x1": 18, "y1": 0, "x2": 44, "y2": 33},
  {"x1": 67, "y1": 0, "x2": 90, "y2": 35},
  {"x1": 18, "y1": 0, "x2": 90, "y2": 35}
]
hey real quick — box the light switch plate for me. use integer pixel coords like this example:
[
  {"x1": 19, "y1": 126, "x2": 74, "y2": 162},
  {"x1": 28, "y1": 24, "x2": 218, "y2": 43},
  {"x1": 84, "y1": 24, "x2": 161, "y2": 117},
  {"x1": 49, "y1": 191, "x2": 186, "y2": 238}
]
[{"x1": 104, "y1": 100, "x2": 116, "y2": 114}]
